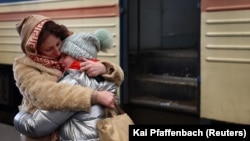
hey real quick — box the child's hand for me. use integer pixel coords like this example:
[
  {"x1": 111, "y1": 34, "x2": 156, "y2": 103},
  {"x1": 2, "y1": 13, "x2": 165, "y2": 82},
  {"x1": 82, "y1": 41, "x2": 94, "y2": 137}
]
[{"x1": 79, "y1": 57, "x2": 106, "y2": 77}]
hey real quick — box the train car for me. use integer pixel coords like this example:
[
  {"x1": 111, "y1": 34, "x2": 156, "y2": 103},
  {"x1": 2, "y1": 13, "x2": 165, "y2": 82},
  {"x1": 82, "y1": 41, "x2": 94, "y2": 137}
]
[
  {"x1": 0, "y1": 0, "x2": 249, "y2": 125},
  {"x1": 200, "y1": 0, "x2": 250, "y2": 125},
  {"x1": 121, "y1": 0, "x2": 250, "y2": 125}
]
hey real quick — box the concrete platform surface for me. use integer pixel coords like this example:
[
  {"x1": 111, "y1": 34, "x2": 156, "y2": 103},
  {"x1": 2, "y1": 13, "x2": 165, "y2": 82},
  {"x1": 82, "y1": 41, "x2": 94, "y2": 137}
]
[{"x1": 0, "y1": 123, "x2": 20, "y2": 141}]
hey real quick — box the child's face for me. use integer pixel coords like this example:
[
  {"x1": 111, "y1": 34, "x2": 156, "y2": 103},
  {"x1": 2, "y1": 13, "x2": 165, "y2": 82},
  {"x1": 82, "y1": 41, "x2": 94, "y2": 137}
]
[{"x1": 59, "y1": 53, "x2": 75, "y2": 69}]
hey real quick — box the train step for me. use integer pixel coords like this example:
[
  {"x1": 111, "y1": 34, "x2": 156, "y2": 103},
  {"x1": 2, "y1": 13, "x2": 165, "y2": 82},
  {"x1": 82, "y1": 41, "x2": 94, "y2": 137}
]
[
  {"x1": 129, "y1": 74, "x2": 198, "y2": 115},
  {"x1": 128, "y1": 49, "x2": 199, "y2": 115}
]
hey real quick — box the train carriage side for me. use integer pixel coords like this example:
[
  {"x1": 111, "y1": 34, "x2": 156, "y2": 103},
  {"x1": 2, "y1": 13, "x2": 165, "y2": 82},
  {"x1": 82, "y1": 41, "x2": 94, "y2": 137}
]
[
  {"x1": 121, "y1": 0, "x2": 250, "y2": 125},
  {"x1": 201, "y1": 0, "x2": 250, "y2": 125},
  {"x1": 0, "y1": 0, "x2": 249, "y2": 125}
]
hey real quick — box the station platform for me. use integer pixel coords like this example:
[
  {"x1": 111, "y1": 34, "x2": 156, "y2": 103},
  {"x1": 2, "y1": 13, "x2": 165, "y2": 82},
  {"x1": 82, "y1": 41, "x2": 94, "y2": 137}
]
[{"x1": 0, "y1": 123, "x2": 20, "y2": 141}]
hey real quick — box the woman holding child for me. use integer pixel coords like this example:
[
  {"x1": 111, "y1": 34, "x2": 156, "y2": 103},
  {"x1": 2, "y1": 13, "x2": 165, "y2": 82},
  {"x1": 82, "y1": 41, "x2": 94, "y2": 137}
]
[{"x1": 13, "y1": 15, "x2": 124, "y2": 141}]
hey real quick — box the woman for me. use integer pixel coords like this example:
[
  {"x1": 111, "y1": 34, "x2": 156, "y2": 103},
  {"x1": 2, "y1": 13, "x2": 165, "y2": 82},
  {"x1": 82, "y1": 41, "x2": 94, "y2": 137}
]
[
  {"x1": 13, "y1": 15, "x2": 123, "y2": 141},
  {"x1": 15, "y1": 30, "x2": 118, "y2": 141}
]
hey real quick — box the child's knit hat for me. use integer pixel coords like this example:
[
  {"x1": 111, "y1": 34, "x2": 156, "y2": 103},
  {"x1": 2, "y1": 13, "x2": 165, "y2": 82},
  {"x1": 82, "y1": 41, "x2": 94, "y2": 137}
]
[
  {"x1": 60, "y1": 29, "x2": 113, "y2": 59},
  {"x1": 16, "y1": 15, "x2": 51, "y2": 55}
]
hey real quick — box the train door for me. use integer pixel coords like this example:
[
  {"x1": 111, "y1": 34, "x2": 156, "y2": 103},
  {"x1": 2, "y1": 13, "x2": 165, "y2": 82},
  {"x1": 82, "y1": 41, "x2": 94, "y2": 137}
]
[
  {"x1": 201, "y1": 0, "x2": 250, "y2": 125},
  {"x1": 120, "y1": 0, "x2": 201, "y2": 124}
]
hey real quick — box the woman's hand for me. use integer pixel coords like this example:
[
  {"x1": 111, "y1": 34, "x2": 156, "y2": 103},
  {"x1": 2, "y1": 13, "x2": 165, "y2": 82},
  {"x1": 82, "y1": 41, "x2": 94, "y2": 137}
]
[
  {"x1": 96, "y1": 91, "x2": 115, "y2": 109},
  {"x1": 79, "y1": 57, "x2": 107, "y2": 77}
]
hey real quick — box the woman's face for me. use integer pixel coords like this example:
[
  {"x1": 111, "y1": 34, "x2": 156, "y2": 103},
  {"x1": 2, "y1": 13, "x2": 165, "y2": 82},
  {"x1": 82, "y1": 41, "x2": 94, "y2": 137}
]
[{"x1": 38, "y1": 34, "x2": 62, "y2": 59}]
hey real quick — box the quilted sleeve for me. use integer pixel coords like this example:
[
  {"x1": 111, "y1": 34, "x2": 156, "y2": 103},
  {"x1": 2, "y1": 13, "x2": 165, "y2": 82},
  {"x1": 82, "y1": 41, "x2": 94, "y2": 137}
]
[{"x1": 14, "y1": 110, "x2": 74, "y2": 137}]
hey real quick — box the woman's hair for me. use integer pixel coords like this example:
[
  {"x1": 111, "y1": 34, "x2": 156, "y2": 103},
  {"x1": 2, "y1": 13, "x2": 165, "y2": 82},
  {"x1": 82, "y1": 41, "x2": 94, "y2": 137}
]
[{"x1": 37, "y1": 21, "x2": 72, "y2": 49}]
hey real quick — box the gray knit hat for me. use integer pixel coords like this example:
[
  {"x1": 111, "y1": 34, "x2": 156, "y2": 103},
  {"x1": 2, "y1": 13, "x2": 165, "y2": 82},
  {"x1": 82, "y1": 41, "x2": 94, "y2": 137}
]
[{"x1": 61, "y1": 29, "x2": 113, "y2": 59}]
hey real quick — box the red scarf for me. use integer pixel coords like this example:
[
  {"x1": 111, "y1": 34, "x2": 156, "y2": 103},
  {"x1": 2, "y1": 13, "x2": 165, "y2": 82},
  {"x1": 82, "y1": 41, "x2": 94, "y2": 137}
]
[
  {"x1": 69, "y1": 61, "x2": 81, "y2": 70},
  {"x1": 69, "y1": 59, "x2": 99, "y2": 70},
  {"x1": 29, "y1": 54, "x2": 64, "y2": 72}
]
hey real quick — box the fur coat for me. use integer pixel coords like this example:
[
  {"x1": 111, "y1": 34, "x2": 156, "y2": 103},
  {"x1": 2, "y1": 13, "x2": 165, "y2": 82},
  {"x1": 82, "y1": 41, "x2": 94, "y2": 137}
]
[{"x1": 13, "y1": 55, "x2": 124, "y2": 113}]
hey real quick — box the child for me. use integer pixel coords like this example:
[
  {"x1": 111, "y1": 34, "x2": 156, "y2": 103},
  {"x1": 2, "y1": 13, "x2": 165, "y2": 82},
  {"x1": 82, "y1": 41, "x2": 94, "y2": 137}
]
[{"x1": 14, "y1": 29, "x2": 118, "y2": 141}]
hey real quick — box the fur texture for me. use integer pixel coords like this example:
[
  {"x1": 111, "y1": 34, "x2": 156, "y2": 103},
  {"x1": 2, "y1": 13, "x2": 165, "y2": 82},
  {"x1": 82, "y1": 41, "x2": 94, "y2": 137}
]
[{"x1": 13, "y1": 55, "x2": 124, "y2": 113}]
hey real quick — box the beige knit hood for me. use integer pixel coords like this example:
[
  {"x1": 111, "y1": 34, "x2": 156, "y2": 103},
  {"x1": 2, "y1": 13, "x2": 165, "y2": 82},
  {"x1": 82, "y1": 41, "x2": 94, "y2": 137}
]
[{"x1": 16, "y1": 15, "x2": 51, "y2": 55}]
